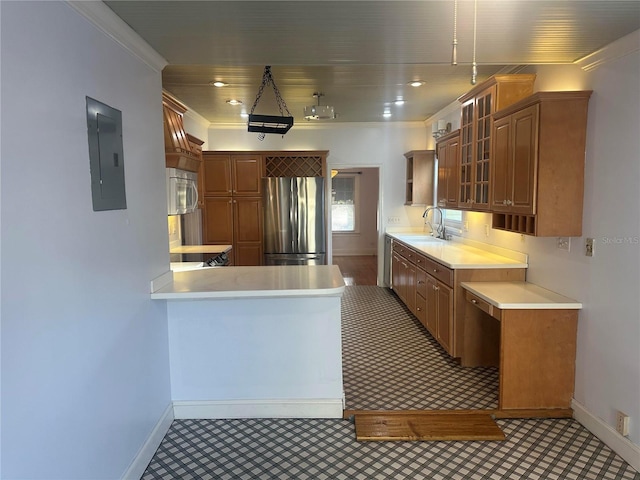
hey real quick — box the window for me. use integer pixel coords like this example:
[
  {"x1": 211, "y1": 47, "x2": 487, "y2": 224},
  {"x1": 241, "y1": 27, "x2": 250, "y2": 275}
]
[
  {"x1": 331, "y1": 175, "x2": 359, "y2": 232},
  {"x1": 443, "y1": 208, "x2": 462, "y2": 235}
]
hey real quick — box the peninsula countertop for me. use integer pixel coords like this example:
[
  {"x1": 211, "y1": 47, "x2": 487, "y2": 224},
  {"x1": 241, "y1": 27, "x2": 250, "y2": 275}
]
[
  {"x1": 386, "y1": 232, "x2": 528, "y2": 269},
  {"x1": 151, "y1": 265, "x2": 346, "y2": 300}
]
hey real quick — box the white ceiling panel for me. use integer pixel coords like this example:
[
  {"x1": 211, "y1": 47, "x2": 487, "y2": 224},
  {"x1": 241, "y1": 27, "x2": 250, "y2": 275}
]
[{"x1": 105, "y1": 1, "x2": 640, "y2": 123}]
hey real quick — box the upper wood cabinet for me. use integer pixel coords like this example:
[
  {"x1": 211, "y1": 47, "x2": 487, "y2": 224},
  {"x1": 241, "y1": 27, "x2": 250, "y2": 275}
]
[
  {"x1": 436, "y1": 130, "x2": 460, "y2": 209},
  {"x1": 491, "y1": 91, "x2": 592, "y2": 236},
  {"x1": 231, "y1": 154, "x2": 263, "y2": 196},
  {"x1": 403, "y1": 150, "x2": 435, "y2": 206},
  {"x1": 457, "y1": 74, "x2": 536, "y2": 210},
  {"x1": 202, "y1": 153, "x2": 265, "y2": 196},
  {"x1": 162, "y1": 92, "x2": 201, "y2": 172}
]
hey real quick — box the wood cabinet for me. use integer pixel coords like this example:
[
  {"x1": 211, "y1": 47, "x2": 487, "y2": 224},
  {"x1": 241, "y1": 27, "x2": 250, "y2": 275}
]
[
  {"x1": 393, "y1": 240, "x2": 454, "y2": 355},
  {"x1": 202, "y1": 152, "x2": 265, "y2": 266},
  {"x1": 390, "y1": 237, "x2": 526, "y2": 361},
  {"x1": 203, "y1": 153, "x2": 264, "y2": 197},
  {"x1": 392, "y1": 249, "x2": 415, "y2": 308},
  {"x1": 457, "y1": 74, "x2": 536, "y2": 210},
  {"x1": 490, "y1": 91, "x2": 592, "y2": 236},
  {"x1": 436, "y1": 130, "x2": 460, "y2": 208},
  {"x1": 162, "y1": 92, "x2": 201, "y2": 172},
  {"x1": 404, "y1": 150, "x2": 435, "y2": 206},
  {"x1": 203, "y1": 197, "x2": 233, "y2": 245}
]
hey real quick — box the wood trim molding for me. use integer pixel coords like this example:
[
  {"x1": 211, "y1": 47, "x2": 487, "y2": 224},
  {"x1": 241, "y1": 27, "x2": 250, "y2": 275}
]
[
  {"x1": 576, "y1": 29, "x2": 640, "y2": 72},
  {"x1": 65, "y1": 1, "x2": 167, "y2": 73}
]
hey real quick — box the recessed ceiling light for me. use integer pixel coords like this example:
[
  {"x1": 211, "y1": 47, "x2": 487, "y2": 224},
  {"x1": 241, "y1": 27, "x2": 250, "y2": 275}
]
[
  {"x1": 240, "y1": 112, "x2": 249, "y2": 118},
  {"x1": 395, "y1": 99, "x2": 405, "y2": 106},
  {"x1": 383, "y1": 110, "x2": 392, "y2": 118},
  {"x1": 210, "y1": 81, "x2": 227, "y2": 87},
  {"x1": 226, "y1": 99, "x2": 243, "y2": 106},
  {"x1": 409, "y1": 81, "x2": 424, "y2": 87}
]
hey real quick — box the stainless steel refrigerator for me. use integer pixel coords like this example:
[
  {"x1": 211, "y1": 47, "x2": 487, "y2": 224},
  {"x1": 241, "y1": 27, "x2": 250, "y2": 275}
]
[{"x1": 263, "y1": 177, "x2": 326, "y2": 265}]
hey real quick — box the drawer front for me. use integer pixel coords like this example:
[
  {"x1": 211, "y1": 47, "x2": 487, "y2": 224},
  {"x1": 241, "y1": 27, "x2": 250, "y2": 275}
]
[
  {"x1": 413, "y1": 252, "x2": 428, "y2": 270},
  {"x1": 422, "y1": 256, "x2": 454, "y2": 286},
  {"x1": 416, "y1": 268, "x2": 427, "y2": 298},
  {"x1": 465, "y1": 290, "x2": 502, "y2": 321},
  {"x1": 392, "y1": 241, "x2": 415, "y2": 263}
]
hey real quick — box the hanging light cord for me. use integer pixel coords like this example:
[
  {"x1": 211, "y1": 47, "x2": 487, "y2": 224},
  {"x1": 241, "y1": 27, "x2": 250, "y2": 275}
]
[
  {"x1": 452, "y1": 0, "x2": 458, "y2": 65},
  {"x1": 471, "y1": 0, "x2": 478, "y2": 84}
]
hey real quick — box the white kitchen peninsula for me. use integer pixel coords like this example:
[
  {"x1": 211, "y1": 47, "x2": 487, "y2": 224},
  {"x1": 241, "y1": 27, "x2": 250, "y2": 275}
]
[{"x1": 152, "y1": 265, "x2": 346, "y2": 419}]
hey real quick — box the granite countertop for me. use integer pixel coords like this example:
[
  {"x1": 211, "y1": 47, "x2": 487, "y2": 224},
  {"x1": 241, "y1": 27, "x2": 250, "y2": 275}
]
[
  {"x1": 386, "y1": 232, "x2": 528, "y2": 269},
  {"x1": 460, "y1": 281, "x2": 582, "y2": 309},
  {"x1": 151, "y1": 265, "x2": 346, "y2": 300}
]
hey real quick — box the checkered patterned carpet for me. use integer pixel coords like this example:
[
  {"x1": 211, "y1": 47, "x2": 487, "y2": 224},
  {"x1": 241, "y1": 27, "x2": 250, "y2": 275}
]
[
  {"x1": 341, "y1": 285, "x2": 498, "y2": 411},
  {"x1": 142, "y1": 286, "x2": 639, "y2": 479}
]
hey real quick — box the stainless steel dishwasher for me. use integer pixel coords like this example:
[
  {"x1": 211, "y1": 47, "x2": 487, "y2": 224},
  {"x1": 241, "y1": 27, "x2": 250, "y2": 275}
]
[{"x1": 383, "y1": 235, "x2": 393, "y2": 288}]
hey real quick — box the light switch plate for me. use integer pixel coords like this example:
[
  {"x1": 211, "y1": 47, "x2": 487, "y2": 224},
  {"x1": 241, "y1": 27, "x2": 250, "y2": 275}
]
[{"x1": 557, "y1": 237, "x2": 571, "y2": 251}]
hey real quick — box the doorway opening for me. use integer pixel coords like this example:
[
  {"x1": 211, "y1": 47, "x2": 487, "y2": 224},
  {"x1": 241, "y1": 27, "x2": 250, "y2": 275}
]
[{"x1": 329, "y1": 166, "x2": 380, "y2": 285}]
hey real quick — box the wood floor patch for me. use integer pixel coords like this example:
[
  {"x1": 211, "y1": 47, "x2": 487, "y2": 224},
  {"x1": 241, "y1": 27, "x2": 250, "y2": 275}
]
[{"x1": 354, "y1": 412, "x2": 506, "y2": 441}]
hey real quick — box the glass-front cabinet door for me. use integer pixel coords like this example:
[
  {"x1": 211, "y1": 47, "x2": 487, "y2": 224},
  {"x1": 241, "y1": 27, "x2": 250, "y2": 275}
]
[{"x1": 473, "y1": 89, "x2": 493, "y2": 210}]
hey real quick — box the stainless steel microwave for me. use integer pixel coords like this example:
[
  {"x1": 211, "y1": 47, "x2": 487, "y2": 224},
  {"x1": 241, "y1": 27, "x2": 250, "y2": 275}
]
[{"x1": 166, "y1": 168, "x2": 198, "y2": 215}]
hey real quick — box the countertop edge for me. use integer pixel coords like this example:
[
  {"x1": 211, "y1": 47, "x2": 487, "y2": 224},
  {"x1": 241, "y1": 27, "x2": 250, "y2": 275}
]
[
  {"x1": 461, "y1": 282, "x2": 583, "y2": 310},
  {"x1": 151, "y1": 285, "x2": 346, "y2": 300}
]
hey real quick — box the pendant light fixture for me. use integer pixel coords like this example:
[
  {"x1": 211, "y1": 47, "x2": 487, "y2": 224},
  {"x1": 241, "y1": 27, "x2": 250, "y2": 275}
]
[
  {"x1": 303, "y1": 93, "x2": 335, "y2": 121},
  {"x1": 247, "y1": 66, "x2": 294, "y2": 136},
  {"x1": 471, "y1": 0, "x2": 478, "y2": 85},
  {"x1": 451, "y1": 0, "x2": 458, "y2": 66}
]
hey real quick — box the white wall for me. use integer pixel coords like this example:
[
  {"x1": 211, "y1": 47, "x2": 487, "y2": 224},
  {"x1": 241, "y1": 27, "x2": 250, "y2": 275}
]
[
  {"x1": 1, "y1": 3, "x2": 172, "y2": 478},
  {"x1": 427, "y1": 37, "x2": 640, "y2": 448}
]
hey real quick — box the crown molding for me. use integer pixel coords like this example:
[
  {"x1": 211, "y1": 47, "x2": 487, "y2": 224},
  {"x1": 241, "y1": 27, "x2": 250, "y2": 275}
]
[
  {"x1": 576, "y1": 29, "x2": 640, "y2": 72},
  {"x1": 66, "y1": 1, "x2": 167, "y2": 72},
  {"x1": 183, "y1": 108, "x2": 212, "y2": 129}
]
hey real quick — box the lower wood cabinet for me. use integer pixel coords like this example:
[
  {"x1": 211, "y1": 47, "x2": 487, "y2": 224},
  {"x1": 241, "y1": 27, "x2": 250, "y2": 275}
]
[
  {"x1": 426, "y1": 274, "x2": 454, "y2": 354},
  {"x1": 391, "y1": 238, "x2": 526, "y2": 361},
  {"x1": 203, "y1": 196, "x2": 263, "y2": 266}
]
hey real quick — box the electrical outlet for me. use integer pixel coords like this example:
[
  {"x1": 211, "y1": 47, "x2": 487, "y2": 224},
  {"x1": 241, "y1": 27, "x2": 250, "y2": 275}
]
[
  {"x1": 463, "y1": 221, "x2": 469, "y2": 232},
  {"x1": 484, "y1": 224, "x2": 490, "y2": 237},
  {"x1": 387, "y1": 216, "x2": 401, "y2": 224},
  {"x1": 616, "y1": 411, "x2": 630, "y2": 436},
  {"x1": 557, "y1": 237, "x2": 571, "y2": 251},
  {"x1": 586, "y1": 237, "x2": 595, "y2": 257}
]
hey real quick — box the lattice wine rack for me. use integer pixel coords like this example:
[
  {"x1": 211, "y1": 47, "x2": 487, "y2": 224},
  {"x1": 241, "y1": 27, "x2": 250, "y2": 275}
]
[{"x1": 264, "y1": 154, "x2": 324, "y2": 177}]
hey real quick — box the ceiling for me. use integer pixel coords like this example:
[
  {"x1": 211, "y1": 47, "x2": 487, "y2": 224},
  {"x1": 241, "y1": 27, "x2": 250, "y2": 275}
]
[{"x1": 105, "y1": 1, "x2": 640, "y2": 124}]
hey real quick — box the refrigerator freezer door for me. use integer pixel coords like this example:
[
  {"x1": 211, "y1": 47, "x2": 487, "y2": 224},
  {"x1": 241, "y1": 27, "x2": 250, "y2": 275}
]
[
  {"x1": 263, "y1": 177, "x2": 326, "y2": 257},
  {"x1": 264, "y1": 253, "x2": 326, "y2": 266}
]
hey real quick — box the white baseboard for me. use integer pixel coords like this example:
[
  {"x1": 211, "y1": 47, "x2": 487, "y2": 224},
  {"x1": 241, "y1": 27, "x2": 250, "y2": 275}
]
[
  {"x1": 173, "y1": 398, "x2": 344, "y2": 419},
  {"x1": 572, "y1": 399, "x2": 640, "y2": 471},
  {"x1": 122, "y1": 404, "x2": 174, "y2": 480}
]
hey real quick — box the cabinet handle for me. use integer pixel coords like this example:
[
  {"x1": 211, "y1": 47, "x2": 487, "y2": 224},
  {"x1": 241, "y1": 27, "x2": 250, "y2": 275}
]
[
  {"x1": 433, "y1": 269, "x2": 438, "y2": 273},
  {"x1": 417, "y1": 307, "x2": 422, "y2": 312},
  {"x1": 471, "y1": 299, "x2": 478, "y2": 304},
  {"x1": 418, "y1": 280, "x2": 424, "y2": 285},
  {"x1": 416, "y1": 259, "x2": 421, "y2": 263},
  {"x1": 502, "y1": 200, "x2": 507, "y2": 205}
]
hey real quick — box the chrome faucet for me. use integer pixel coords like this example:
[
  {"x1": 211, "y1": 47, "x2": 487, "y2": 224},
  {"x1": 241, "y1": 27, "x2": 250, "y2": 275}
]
[{"x1": 422, "y1": 206, "x2": 446, "y2": 239}]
